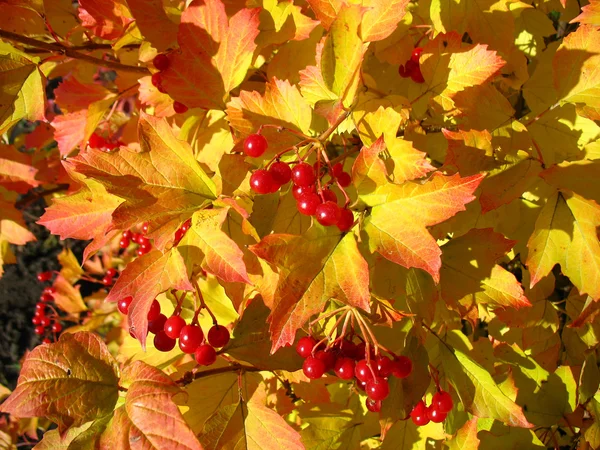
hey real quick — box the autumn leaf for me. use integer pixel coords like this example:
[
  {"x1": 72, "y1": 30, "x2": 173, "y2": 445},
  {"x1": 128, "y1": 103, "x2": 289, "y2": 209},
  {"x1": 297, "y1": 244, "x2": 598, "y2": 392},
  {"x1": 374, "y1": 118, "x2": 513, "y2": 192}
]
[
  {"x1": 0, "y1": 332, "x2": 119, "y2": 433},
  {"x1": 250, "y1": 227, "x2": 370, "y2": 352},
  {"x1": 360, "y1": 0, "x2": 410, "y2": 42},
  {"x1": 105, "y1": 248, "x2": 193, "y2": 347},
  {"x1": 540, "y1": 159, "x2": 600, "y2": 204},
  {"x1": 446, "y1": 418, "x2": 480, "y2": 450},
  {"x1": 78, "y1": 0, "x2": 133, "y2": 41},
  {"x1": 0, "y1": 144, "x2": 40, "y2": 193},
  {"x1": 53, "y1": 75, "x2": 112, "y2": 113},
  {"x1": 0, "y1": 189, "x2": 35, "y2": 245},
  {"x1": 127, "y1": 0, "x2": 178, "y2": 51},
  {"x1": 53, "y1": 274, "x2": 88, "y2": 314},
  {"x1": 352, "y1": 136, "x2": 389, "y2": 199},
  {"x1": 305, "y1": 0, "x2": 343, "y2": 30},
  {"x1": 363, "y1": 172, "x2": 484, "y2": 282},
  {"x1": 571, "y1": 0, "x2": 600, "y2": 25}
]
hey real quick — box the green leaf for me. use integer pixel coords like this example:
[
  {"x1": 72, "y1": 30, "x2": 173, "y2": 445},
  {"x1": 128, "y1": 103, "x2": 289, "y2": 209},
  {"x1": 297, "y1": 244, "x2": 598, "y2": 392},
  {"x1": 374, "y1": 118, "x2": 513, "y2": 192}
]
[
  {"x1": 579, "y1": 352, "x2": 600, "y2": 405},
  {"x1": 300, "y1": 403, "x2": 363, "y2": 450}
]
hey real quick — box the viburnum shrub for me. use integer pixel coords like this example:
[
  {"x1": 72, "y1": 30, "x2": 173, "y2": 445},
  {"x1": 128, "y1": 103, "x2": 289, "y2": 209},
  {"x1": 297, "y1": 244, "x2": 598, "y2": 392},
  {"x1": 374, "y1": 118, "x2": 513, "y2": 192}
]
[{"x1": 0, "y1": 0, "x2": 599, "y2": 448}]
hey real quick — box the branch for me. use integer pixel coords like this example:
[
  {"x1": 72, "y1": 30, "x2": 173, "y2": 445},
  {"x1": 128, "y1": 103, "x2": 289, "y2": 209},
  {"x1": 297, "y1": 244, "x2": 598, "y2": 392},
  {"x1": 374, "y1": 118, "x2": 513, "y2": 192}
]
[
  {"x1": 15, "y1": 184, "x2": 69, "y2": 210},
  {"x1": 0, "y1": 30, "x2": 149, "y2": 75},
  {"x1": 176, "y1": 364, "x2": 263, "y2": 387}
]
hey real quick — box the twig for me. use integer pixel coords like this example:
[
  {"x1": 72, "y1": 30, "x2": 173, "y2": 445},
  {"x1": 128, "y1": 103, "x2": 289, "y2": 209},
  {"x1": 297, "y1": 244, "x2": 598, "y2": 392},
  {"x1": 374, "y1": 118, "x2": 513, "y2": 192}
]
[
  {"x1": 176, "y1": 363, "x2": 263, "y2": 386},
  {"x1": 15, "y1": 184, "x2": 70, "y2": 210}
]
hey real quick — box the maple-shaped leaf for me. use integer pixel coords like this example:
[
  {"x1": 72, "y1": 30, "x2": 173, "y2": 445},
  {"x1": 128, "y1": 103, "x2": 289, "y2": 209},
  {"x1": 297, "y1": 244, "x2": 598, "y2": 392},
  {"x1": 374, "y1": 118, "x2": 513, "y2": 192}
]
[
  {"x1": 442, "y1": 128, "x2": 495, "y2": 175},
  {"x1": 0, "y1": 196, "x2": 35, "y2": 246},
  {"x1": 305, "y1": 0, "x2": 343, "y2": 30},
  {"x1": 359, "y1": 0, "x2": 410, "y2": 42},
  {"x1": 70, "y1": 113, "x2": 216, "y2": 249},
  {"x1": 78, "y1": 0, "x2": 133, "y2": 40},
  {"x1": 553, "y1": 25, "x2": 600, "y2": 111},
  {"x1": 105, "y1": 248, "x2": 193, "y2": 347},
  {"x1": 160, "y1": 0, "x2": 260, "y2": 110},
  {"x1": 352, "y1": 136, "x2": 389, "y2": 198},
  {"x1": 98, "y1": 360, "x2": 202, "y2": 449},
  {"x1": 33, "y1": 417, "x2": 109, "y2": 450},
  {"x1": 440, "y1": 228, "x2": 531, "y2": 310},
  {"x1": 363, "y1": 172, "x2": 484, "y2": 282},
  {"x1": 299, "y1": 403, "x2": 362, "y2": 449},
  {"x1": 526, "y1": 191, "x2": 600, "y2": 301},
  {"x1": 53, "y1": 75, "x2": 112, "y2": 113},
  {"x1": 53, "y1": 274, "x2": 88, "y2": 314},
  {"x1": 446, "y1": 418, "x2": 480, "y2": 450},
  {"x1": 127, "y1": 0, "x2": 178, "y2": 51},
  {"x1": 0, "y1": 332, "x2": 119, "y2": 433},
  {"x1": 571, "y1": 0, "x2": 600, "y2": 25},
  {"x1": 138, "y1": 75, "x2": 175, "y2": 118},
  {"x1": 258, "y1": 1, "x2": 320, "y2": 47},
  {"x1": 0, "y1": 144, "x2": 40, "y2": 193},
  {"x1": 250, "y1": 227, "x2": 370, "y2": 352},
  {"x1": 540, "y1": 159, "x2": 600, "y2": 205},
  {"x1": 179, "y1": 208, "x2": 250, "y2": 284}
]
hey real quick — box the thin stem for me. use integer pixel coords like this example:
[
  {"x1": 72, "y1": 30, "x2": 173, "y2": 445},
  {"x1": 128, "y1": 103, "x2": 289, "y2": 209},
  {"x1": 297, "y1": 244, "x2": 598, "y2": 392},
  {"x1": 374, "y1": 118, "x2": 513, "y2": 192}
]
[
  {"x1": 257, "y1": 124, "x2": 316, "y2": 142},
  {"x1": 176, "y1": 364, "x2": 263, "y2": 386},
  {"x1": 319, "y1": 148, "x2": 351, "y2": 207},
  {"x1": 309, "y1": 306, "x2": 349, "y2": 326},
  {"x1": 317, "y1": 110, "x2": 351, "y2": 142},
  {"x1": 192, "y1": 277, "x2": 218, "y2": 325}
]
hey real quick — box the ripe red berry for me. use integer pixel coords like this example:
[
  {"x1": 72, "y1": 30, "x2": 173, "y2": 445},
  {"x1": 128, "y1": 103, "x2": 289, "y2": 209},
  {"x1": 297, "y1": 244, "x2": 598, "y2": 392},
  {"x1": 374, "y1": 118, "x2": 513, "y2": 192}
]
[
  {"x1": 153, "y1": 53, "x2": 170, "y2": 71},
  {"x1": 315, "y1": 349, "x2": 336, "y2": 372},
  {"x1": 399, "y1": 64, "x2": 410, "y2": 78},
  {"x1": 250, "y1": 169, "x2": 276, "y2": 194},
  {"x1": 411, "y1": 47, "x2": 423, "y2": 62},
  {"x1": 118, "y1": 296, "x2": 133, "y2": 315},
  {"x1": 139, "y1": 242, "x2": 152, "y2": 254},
  {"x1": 315, "y1": 201, "x2": 341, "y2": 226},
  {"x1": 34, "y1": 325, "x2": 45, "y2": 335},
  {"x1": 410, "y1": 400, "x2": 430, "y2": 426},
  {"x1": 174, "y1": 228, "x2": 185, "y2": 243},
  {"x1": 40, "y1": 316, "x2": 51, "y2": 327},
  {"x1": 337, "y1": 171, "x2": 351, "y2": 187},
  {"x1": 296, "y1": 336, "x2": 317, "y2": 358},
  {"x1": 51, "y1": 322, "x2": 62, "y2": 333},
  {"x1": 355, "y1": 360, "x2": 375, "y2": 382},
  {"x1": 411, "y1": 66, "x2": 425, "y2": 83},
  {"x1": 427, "y1": 405, "x2": 447, "y2": 423},
  {"x1": 88, "y1": 133, "x2": 107, "y2": 148},
  {"x1": 366, "y1": 398, "x2": 382, "y2": 413},
  {"x1": 148, "y1": 313, "x2": 167, "y2": 334},
  {"x1": 106, "y1": 268, "x2": 118, "y2": 278},
  {"x1": 332, "y1": 162, "x2": 344, "y2": 178},
  {"x1": 291, "y1": 163, "x2": 316, "y2": 186},
  {"x1": 154, "y1": 331, "x2": 176, "y2": 352},
  {"x1": 243, "y1": 134, "x2": 268, "y2": 158},
  {"x1": 292, "y1": 184, "x2": 315, "y2": 200},
  {"x1": 40, "y1": 292, "x2": 54, "y2": 302},
  {"x1": 366, "y1": 377, "x2": 390, "y2": 401},
  {"x1": 195, "y1": 344, "x2": 217, "y2": 366},
  {"x1": 207, "y1": 324, "x2": 230, "y2": 348},
  {"x1": 151, "y1": 72, "x2": 163, "y2": 90},
  {"x1": 392, "y1": 356, "x2": 413, "y2": 378},
  {"x1": 164, "y1": 315, "x2": 186, "y2": 340},
  {"x1": 141, "y1": 222, "x2": 149, "y2": 234},
  {"x1": 173, "y1": 101, "x2": 188, "y2": 114},
  {"x1": 37, "y1": 271, "x2": 52, "y2": 282},
  {"x1": 147, "y1": 300, "x2": 161, "y2": 321},
  {"x1": 321, "y1": 188, "x2": 337, "y2": 203},
  {"x1": 102, "y1": 275, "x2": 112, "y2": 286},
  {"x1": 35, "y1": 302, "x2": 45, "y2": 312},
  {"x1": 432, "y1": 390, "x2": 454, "y2": 413},
  {"x1": 179, "y1": 324, "x2": 203, "y2": 353},
  {"x1": 181, "y1": 219, "x2": 192, "y2": 232},
  {"x1": 376, "y1": 355, "x2": 394, "y2": 378},
  {"x1": 32, "y1": 316, "x2": 41, "y2": 325},
  {"x1": 269, "y1": 161, "x2": 292, "y2": 185},
  {"x1": 131, "y1": 233, "x2": 142, "y2": 244},
  {"x1": 43, "y1": 286, "x2": 57, "y2": 295},
  {"x1": 334, "y1": 357, "x2": 355, "y2": 380},
  {"x1": 337, "y1": 209, "x2": 354, "y2": 232},
  {"x1": 42, "y1": 338, "x2": 52, "y2": 344},
  {"x1": 297, "y1": 193, "x2": 320, "y2": 216},
  {"x1": 119, "y1": 237, "x2": 130, "y2": 249},
  {"x1": 405, "y1": 59, "x2": 418, "y2": 74},
  {"x1": 122, "y1": 230, "x2": 132, "y2": 239},
  {"x1": 303, "y1": 356, "x2": 326, "y2": 379}
]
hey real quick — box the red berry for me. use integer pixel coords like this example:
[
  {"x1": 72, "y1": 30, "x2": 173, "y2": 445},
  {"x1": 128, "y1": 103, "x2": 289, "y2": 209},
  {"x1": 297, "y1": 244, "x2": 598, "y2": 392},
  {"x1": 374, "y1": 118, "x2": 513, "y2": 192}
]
[
  {"x1": 148, "y1": 313, "x2": 167, "y2": 334},
  {"x1": 181, "y1": 219, "x2": 192, "y2": 232},
  {"x1": 292, "y1": 184, "x2": 315, "y2": 200},
  {"x1": 132, "y1": 233, "x2": 143, "y2": 244},
  {"x1": 106, "y1": 268, "x2": 118, "y2": 278},
  {"x1": 179, "y1": 324, "x2": 203, "y2": 354},
  {"x1": 405, "y1": 59, "x2": 418, "y2": 74},
  {"x1": 432, "y1": 390, "x2": 454, "y2": 413},
  {"x1": 303, "y1": 356, "x2": 326, "y2": 379},
  {"x1": 411, "y1": 66, "x2": 425, "y2": 83},
  {"x1": 334, "y1": 357, "x2": 355, "y2": 380},
  {"x1": 40, "y1": 292, "x2": 54, "y2": 302},
  {"x1": 376, "y1": 355, "x2": 394, "y2": 378},
  {"x1": 411, "y1": 47, "x2": 423, "y2": 62},
  {"x1": 141, "y1": 222, "x2": 149, "y2": 234},
  {"x1": 119, "y1": 237, "x2": 130, "y2": 249},
  {"x1": 195, "y1": 344, "x2": 217, "y2": 366},
  {"x1": 250, "y1": 169, "x2": 276, "y2": 194},
  {"x1": 32, "y1": 316, "x2": 41, "y2": 325},
  {"x1": 43, "y1": 286, "x2": 57, "y2": 295},
  {"x1": 366, "y1": 398, "x2": 382, "y2": 413},
  {"x1": 118, "y1": 296, "x2": 133, "y2": 315},
  {"x1": 139, "y1": 242, "x2": 152, "y2": 254},
  {"x1": 138, "y1": 235, "x2": 150, "y2": 246},
  {"x1": 337, "y1": 209, "x2": 354, "y2": 232},
  {"x1": 392, "y1": 356, "x2": 413, "y2": 378},
  {"x1": 34, "y1": 326, "x2": 45, "y2": 335},
  {"x1": 147, "y1": 300, "x2": 161, "y2": 321},
  {"x1": 332, "y1": 162, "x2": 344, "y2": 178},
  {"x1": 340, "y1": 340, "x2": 359, "y2": 359},
  {"x1": 42, "y1": 338, "x2": 51, "y2": 344},
  {"x1": 154, "y1": 331, "x2": 176, "y2": 352},
  {"x1": 337, "y1": 171, "x2": 351, "y2": 187},
  {"x1": 291, "y1": 163, "x2": 316, "y2": 186},
  {"x1": 102, "y1": 275, "x2": 113, "y2": 286},
  {"x1": 153, "y1": 53, "x2": 170, "y2": 71},
  {"x1": 122, "y1": 230, "x2": 132, "y2": 239},
  {"x1": 173, "y1": 101, "x2": 188, "y2": 114},
  {"x1": 410, "y1": 400, "x2": 430, "y2": 426},
  {"x1": 164, "y1": 315, "x2": 186, "y2": 340},
  {"x1": 355, "y1": 360, "x2": 375, "y2": 382},
  {"x1": 269, "y1": 161, "x2": 292, "y2": 185},
  {"x1": 366, "y1": 377, "x2": 390, "y2": 401},
  {"x1": 151, "y1": 72, "x2": 163, "y2": 89},
  {"x1": 315, "y1": 201, "x2": 341, "y2": 226},
  {"x1": 297, "y1": 193, "x2": 320, "y2": 216},
  {"x1": 174, "y1": 228, "x2": 185, "y2": 243},
  {"x1": 51, "y1": 322, "x2": 62, "y2": 333},
  {"x1": 356, "y1": 379, "x2": 367, "y2": 391},
  {"x1": 399, "y1": 64, "x2": 410, "y2": 78},
  {"x1": 427, "y1": 405, "x2": 447, "y2": 423},
  {"x1": 243, "y1": 134, "x2": 268, "y2": 158},
  {"x1": 37, "y1": 271, "x2": 52, "y2": 282},
  {"x1": 296, "y1": 336, "x2": 317, "y2": 358},
  {"x1": 40, "y1": 316, "x2": 51, "y2": 327},
  {"x1": 35, "y1": 302, "x2": 45, "y2": 312},
  {"x1": 136, "y1": 248, "x2": 145, "y2": 257},
  {"x1": 321, "y1": 188, "x2": 337, "y2": 204},
  {"x1": 207, "y1": 324, "x2": 230, "y2": 348},
  {"x1": 315, "y1": 349, "x2": 336, "y2": 372}
]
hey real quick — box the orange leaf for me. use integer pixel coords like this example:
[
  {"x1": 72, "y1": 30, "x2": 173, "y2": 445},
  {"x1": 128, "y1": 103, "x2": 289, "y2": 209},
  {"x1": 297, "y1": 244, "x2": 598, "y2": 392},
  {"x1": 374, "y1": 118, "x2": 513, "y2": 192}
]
[
  {"x1": 0, "y1": 144, "x2": 40, "y2": 193},
  {"x1": 127, "y1": 0, "x2": 178, "y2": 51},
  {"x1": 305, "y1": 0, "x2": 344, "y2": 30},
  {"x1": 360, "y1": 0, "x2": 410, "y2": 42},
  {"x1": 78, "y1": 0, "x2": 133, "y2": 40},
  {"x1": 54, "y1": 76, "x2": 112, "y2": 113},
  {"x1": 571, "y1": 0, "x2": 600, "y2": 25},
  {"x1": 53, "y1": 274, "x2": 88, "y2": 314}
]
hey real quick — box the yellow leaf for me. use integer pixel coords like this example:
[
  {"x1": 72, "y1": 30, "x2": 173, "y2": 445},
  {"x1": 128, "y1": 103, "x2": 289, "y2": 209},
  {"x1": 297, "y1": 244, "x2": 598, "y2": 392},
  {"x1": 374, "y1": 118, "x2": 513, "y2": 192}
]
[
  {"x1": 360, "y1": 0, "x2": 410, "y2": 42},
  {"x1": 571, "y1": 0, "x2": 600, "y2": 25},
  {"x1": 541, "y1": 159, "x2": 600, "y2": 204}
]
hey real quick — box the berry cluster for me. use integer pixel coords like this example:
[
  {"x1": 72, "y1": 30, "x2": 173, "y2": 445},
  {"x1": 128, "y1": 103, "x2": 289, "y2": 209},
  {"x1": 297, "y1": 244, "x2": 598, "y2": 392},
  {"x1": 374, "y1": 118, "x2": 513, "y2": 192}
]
[
  {"x1": 33, "y1": 272, "x2": 62, "y2": 343},
  {"x1": 151, "y1": 54, "x2": 188, "y2": 114},
  {"x1": 174, "y1": 218, "x2": 192, "y2": 244},
  {"x1": 243, "y1": 133, "x2": 355, "y2": 232},
  {"x1": 119, "y1": 222, "x2": 152, "y2": 256},
  {"x1": 88, "y1": 132, "x2": 124, "y2": 151},
  {"x1": 410, "y1": 390, "x2": 454, "y2": 425},
  {"x1": 117, "y1": 293, "x2": 229, "y2": 367},
  {"x1": 399, "y1": 47, "x2": 425, "y2": 83},
  {"x1": 296, "y1": 335, "x2": 413, "y2": 413}
]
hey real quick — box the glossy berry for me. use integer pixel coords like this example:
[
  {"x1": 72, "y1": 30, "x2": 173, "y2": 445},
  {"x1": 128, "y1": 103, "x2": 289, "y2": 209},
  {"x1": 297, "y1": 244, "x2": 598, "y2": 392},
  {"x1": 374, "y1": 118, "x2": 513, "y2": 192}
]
[
  {"x1": 405, "y1": 59, "x2": 418, "y2": 74},
  {"x1": 321, "y1": 188, "x2": 337, "y2": 203},
  {"x1": 32, "y1": 316, "x2": 41, "y2": 325},
  {"x1": 315, "y1": 201, "x2": 341, "y2": 226},
  {"x1": 303, "y1": 356, "x2": 326, "y2": 379},
  {"x1": 173, "y1": 101, "x2": 188, "y2": 114},
  {"x1": 195, "y1": 344, "x2": 217, "y2": 366},
  {"x1": 139, "y1": 242, "x2": 152, "y2": 254},
  {"x1": 297, "y1": 193, "x2": 320, "y2": 216},
  {"x1": 141, "y1": 222, "x2": 149, "y2": 234},
  {"x1": 43, "y1": 286, "x2": 57, "y2": 295},
  {"x1": 315, "y1": 350, "x2": 336, "y2": 372},
  {"x1": 42, "y1": 338, "x2": 52, "y2": 344},
  {"x1": 40, "y1": 316, "x2": 51, "y2": 327},
  {"x1": 164, "y1": 315, "x2": 186, "y2": 339},
  {"x1": 269, "y1": 161, "x2": 292, "y2": 185},
  {"x1": 337, "y1": 209, "x2": 354, "y2": 232},
  {"x1": 151, "y1": 72, "x2": 163, "y2": 89},
  {"x1": 243, "y1": 134, "x2": 268, "y2": 158},
  {"x1": 337, "y1": 171, "x2": 351, "y2": 187},
  {"x1": 119, "y1": 237, "x2": 130, "y2": 249},
  {"x1": 37, "y1": 271, "x2": 52, "y2": 282},
  {"x1": 411, "y1": 47, "x2": 423, "y2": 62},
  {"x1": 392, "y1": 356, "x2": 413, "y2": 378},
  {"x1": 122, "y1": 229, "x2": 132, "y2": 239},
  {"x1": 355, "y1": 360, "x2": 375, "y2": 382},
  {"x1": 153, "y1": 53, "x2": 170, "y2": 71},
  {"x1": 366, "y1": 398, "x2": 382, "y2": 413},
  {"x1": 106, "y1": 268, "x2": 118, "y2": 278},
  {"x1": 332, "y1": 162, "x2": 344, "y2": 178},
  {"x1": 291, "y1": 163, "x2": 316, "y2": 186},
  {"x1": 51, "y1": 322, "x2": 62, "y2": 333},
  {"x1": 118, "y1": 296, "x2": 133, "y2": 315},
  {"x1": 410, "y1": 400, "x2": 430, "y2": 426},
  {"x1": 432, "y1": 390, "x2": 454, "y2": 413},
  {"x1": 147, "y1": 300, "x2": 161, "y2": 321},
  {"x1": 154, "y1": 331, "x2": 176, "y2": 352},
  {"x1": 35, "y1": 302, "x2": 45, "y2": 312},
  {"x1": 376, "y1": 355, "x2": 394, "y2": 378},
  {"x1": 250, "y1": 169, "x2": 276, "y2": 194},
  {"x1": 366, "y1": 377, "x2": 390, "y2": 401},
  {"x1": 296, "y1": 336, "x2": 317, "y2": 358},
  {"x1": 334, "y1": 357, "x2": 356, "y2": 380},
  {"x1": 102, "y1": 275, "x2": 112, "y2": 286},
  {"x1": 292, "y1": 184, "x2": 315, "y2": 200},
  {"x1": 34, "y1": 326, "x2": 45, "y2": 335},
  {"x1": 181, "y1": 219, "x2": 192, "y2": 232},
  {"x1": 179, "y1": 324, "x2": 204, "y2": 354},
  {"x1": 207, "y1": 324, "x2": 230, "y2": 348},
  {"x1": 40, "y1": 293, "x2": 54, "y2": 302},
  {"x1": 148, "y1": 313, "x2": 168, "y2": 334},
  {"x1": 411, "y1": 66, "x2": 425, "y2": 83},
  {"x1": 427, "y1": 405, "x2": 447, "y2": 423}
]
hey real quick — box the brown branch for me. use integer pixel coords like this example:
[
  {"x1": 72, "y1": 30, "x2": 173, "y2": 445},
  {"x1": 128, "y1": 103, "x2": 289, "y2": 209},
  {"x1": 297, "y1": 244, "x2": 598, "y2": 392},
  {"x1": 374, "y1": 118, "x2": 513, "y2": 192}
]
[
  {"x1": 15, "y1": 184, "x2": 70, "y2": 210},
  {"x1": 0, "y1": 29, "x2": 149, "y2": 75},
  {"x1": 176, "y1": 364, "x2": 263, "y2": 387}
]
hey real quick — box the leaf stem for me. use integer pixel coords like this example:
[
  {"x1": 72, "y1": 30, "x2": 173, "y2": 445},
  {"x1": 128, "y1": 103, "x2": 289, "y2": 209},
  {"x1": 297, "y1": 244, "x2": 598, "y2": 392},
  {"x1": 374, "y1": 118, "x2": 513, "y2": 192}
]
[
  {"x1": 175, "y1": 363, "x2": 263, "y2": 386},
  {"x1": 191, "y1": 277, "x2": 218, "y2": 325}
]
